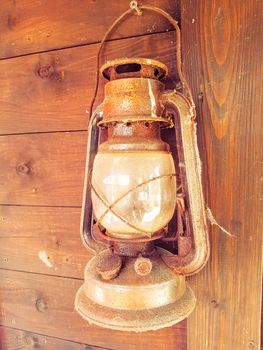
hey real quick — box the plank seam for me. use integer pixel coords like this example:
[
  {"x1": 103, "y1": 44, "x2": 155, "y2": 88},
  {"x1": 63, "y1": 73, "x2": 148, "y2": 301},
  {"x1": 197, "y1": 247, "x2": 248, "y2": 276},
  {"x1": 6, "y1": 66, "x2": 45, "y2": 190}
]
[
  {"x1": 0, "y1": 267, "x2": 84, "y2": 281},
  {"x1": 0, "y1": 203, "x2": 81, "y2": 209},
  {"x1": 0, "y1": 129, "x2": 87, "y2": 137},
  {"x1": 0, "y1": 324, "x2": 114, "y2": 350},
  {"x1": 0, "y1": 29, "x2": 174, "y2": 62}
]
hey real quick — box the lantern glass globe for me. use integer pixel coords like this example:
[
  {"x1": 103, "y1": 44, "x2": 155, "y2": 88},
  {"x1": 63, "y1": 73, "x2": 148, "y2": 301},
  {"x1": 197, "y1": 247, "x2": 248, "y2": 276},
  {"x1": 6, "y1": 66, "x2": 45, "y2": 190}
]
[{"x1": 91, "y1": 151, "x2": 177, "y2": 238}]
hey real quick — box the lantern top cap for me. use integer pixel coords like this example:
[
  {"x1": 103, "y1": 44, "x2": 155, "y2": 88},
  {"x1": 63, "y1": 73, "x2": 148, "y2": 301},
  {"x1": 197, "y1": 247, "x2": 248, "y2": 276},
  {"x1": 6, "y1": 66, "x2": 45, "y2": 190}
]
[{"x1": 100, "y1": 58, "x2": 168, "y2": 81}]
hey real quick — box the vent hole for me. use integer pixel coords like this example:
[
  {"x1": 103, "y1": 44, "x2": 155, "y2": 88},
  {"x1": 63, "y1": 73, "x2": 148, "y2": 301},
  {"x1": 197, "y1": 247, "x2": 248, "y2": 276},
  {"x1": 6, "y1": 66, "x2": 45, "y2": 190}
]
[
  {"x1": 145, "y1": 122, "x2": 150, "y2": 128},
  {"x1": 115, "y1": 63, "x2": 141, "y2": 75},
  {"x1": 154, "y1": 68, "x2": 159, "y2": 77}
]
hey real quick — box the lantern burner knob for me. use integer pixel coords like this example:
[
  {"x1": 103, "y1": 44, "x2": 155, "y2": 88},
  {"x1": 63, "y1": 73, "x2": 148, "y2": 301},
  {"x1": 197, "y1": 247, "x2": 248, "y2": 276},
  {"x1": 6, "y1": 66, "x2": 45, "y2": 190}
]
[
  {"x1": 96, "y1": 251, "x2": 122, "y2": 281},
  {"x1": 134, "y1": 256, "x2": 153, "y2": 276}
]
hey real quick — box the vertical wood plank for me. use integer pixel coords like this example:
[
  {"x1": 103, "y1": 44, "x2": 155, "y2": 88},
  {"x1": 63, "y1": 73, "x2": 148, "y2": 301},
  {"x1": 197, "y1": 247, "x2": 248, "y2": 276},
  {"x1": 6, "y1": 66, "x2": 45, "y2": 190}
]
[{"x1": 181, "y1": 1, "x2": 263, "y2": 349}]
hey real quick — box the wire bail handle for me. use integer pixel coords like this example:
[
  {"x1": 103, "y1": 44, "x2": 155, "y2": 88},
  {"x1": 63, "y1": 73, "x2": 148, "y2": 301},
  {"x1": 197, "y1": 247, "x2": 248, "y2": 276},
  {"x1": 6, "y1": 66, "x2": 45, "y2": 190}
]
[
  {"x1": 89, "y1": 2, "x2": 196, "y2": 120},
  {"x1": 81, "y1": 3, "x2": 205, "y2": 259}
]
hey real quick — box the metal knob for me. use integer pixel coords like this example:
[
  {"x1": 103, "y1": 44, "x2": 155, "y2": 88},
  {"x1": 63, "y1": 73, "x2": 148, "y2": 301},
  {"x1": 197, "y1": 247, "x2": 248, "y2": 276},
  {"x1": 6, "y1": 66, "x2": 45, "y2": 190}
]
[
  {"x1": 96, "y1": 252, "x2": 122, "y2": 281},
  {"x1": 134, "y1": 256, "x2": 152, "y2": 276}
]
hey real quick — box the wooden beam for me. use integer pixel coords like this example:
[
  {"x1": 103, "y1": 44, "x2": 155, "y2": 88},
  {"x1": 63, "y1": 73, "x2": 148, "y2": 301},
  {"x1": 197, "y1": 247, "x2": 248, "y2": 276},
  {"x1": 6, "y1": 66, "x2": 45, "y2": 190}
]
[
  {"x1": 0, "y1": 0, "x2": 179, "y2": 59},
  {"x1": 0, "y1": 31, "x2": 178, "y2": 135},
  {"x1": 181, "y1": 1, "x2": 263, "y2": 349},
  {"x1": 0, "y1": 326, "x2": 109, "y2": 350},
  {"x1": 0, "y1": 269, "x2": 186, "y2": 350}
]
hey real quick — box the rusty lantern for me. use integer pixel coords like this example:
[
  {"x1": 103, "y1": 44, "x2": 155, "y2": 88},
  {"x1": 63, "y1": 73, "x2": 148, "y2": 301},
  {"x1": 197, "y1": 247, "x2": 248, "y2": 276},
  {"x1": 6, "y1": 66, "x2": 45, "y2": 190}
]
[{"x1": 75, "y1": 4, "x2": 209, "y2": 333}]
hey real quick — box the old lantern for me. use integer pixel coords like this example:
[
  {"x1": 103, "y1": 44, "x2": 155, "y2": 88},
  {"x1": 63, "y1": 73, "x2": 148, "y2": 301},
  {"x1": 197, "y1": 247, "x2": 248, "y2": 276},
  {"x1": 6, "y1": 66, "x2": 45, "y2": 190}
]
[{"x1": 75, "y1": 3, "x2": 209, "y2": 332}]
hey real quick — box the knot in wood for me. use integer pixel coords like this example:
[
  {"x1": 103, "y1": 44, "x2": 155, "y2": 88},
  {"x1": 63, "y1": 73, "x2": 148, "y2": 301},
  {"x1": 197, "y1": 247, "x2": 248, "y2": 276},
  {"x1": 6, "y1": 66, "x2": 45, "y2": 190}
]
[
  {"x1": 198, "y1": 92, "x2": 204, "y2": 101},
  {"x1": 210, "y1": 299, "x2": 219, "y2": 308},
  {"x1": 23, "y1": 335, "x2": 39, "y2": 348},
  {"x1": 35, "y1": 297, "x2": 48, "y2": 313},
  {"x1": 96, "y1": 253, "x2": 122, "y2": 281},
  {"x1": 248, "y1": 340, "x2": 255, "y2": 348},
  {"x1": 37, "y1": 64, "x2": 54, "y2": 79},
  {"x1": 134, "y1": 256, "x2": 152, "y2": 276},
  {"x1": 16, "y1": 162, "x2": 31, "y2": 175},
  {"x1": 7, "y1": 14, "x2": 19, "y2": 30},
  {"x1": 80, "y1": 345, "x2": 93, "y2": 350}
]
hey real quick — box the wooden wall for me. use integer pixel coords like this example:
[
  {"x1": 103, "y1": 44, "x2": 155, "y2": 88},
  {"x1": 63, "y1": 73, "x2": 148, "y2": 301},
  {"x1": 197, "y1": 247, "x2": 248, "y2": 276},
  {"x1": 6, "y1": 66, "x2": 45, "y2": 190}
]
[
  {"x1": 182, "y1": 1, "x2": 263, "y2": 349},
  {"x1": 0, "y1": 1, "x2": 262, "y2": 349}
]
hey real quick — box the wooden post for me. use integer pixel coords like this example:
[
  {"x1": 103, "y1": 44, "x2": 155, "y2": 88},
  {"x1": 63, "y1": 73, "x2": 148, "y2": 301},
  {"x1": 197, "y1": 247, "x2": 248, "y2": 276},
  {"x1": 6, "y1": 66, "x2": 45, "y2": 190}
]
[{"x1": 182, "y1": 1, "x2": 263, "y2": 349}]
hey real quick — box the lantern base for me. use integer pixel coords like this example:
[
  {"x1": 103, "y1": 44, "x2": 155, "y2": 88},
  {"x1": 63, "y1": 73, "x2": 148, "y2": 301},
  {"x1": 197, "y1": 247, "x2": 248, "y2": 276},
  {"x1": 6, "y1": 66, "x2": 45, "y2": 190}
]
[
  {"x1": 75, "y1": 249, "x2": 196, "y2": 332},
  {"x1": 75, "y1": 282, "x2": 195, "y2": 332}
]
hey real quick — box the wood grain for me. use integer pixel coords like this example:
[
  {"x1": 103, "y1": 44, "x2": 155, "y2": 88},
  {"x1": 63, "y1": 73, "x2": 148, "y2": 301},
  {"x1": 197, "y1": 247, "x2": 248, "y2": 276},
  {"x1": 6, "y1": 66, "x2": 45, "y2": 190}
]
[
  {"x1": 1, "y1": 1, "x2": 262, "y2": 348},
  {"x1": 0, "y1": 269, "x2": 187, "y2": 350},
  {"x1": 0, "y1": 31, "x2": 178, "y2": 135},
  {"x1": 0, "y1": 0, "x2": 179, "y2": 59},
  {"x1": 0, "y1": 206, "x2": 93, "y2": 279},
  {"x1": 181, "y1": 1, "x2": 263, "y2": 349},
  {"x1": 0, "y1": 131, "x2": 86, "y2": 206},
  {"x1": 0, "y1": 1, "x2": 187, "y2": 349},
  {"x1": 0, "y1": 326, "x2": 109, "y2": 350}
]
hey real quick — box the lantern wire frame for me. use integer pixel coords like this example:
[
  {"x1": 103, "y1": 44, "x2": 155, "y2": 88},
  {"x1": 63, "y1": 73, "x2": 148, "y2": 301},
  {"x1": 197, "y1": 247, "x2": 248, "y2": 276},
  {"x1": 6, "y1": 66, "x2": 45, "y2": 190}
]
[
  {"x1": 80, "y1": 1, "x2": 210, "y2": 275},
  {"x1": 83, "y1": 0, "x2": 197, "y2": 245}
]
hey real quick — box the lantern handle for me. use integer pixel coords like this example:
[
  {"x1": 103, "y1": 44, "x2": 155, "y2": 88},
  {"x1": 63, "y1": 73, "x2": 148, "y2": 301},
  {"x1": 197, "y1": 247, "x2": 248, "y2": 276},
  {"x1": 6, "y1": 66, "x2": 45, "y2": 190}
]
[
  {"x1": 80, "y1": 103, "x2": 109, "y2": 252},
  {"x1": 89, "y1": 3, "x2": 196, "y2": 121},
  {"x1": 160, "y1": 90, "x2": 210, "y2": 275}
]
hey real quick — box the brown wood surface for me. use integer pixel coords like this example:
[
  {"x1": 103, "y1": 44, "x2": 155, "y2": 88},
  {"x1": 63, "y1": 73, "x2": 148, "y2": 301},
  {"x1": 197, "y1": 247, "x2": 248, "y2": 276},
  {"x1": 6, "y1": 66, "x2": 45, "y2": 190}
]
[
  {"x1": 0, "y1": 206, "x2": 93, "y2": 278},
  {"x1": 0, "y1": 1, "x2": 188, "y2": 348},
  {"x1": 0, "y1": 0, "x2": 179, "y2": 59},
  {"x1": 0, "y1": 132, "x2": 86, "y2": 206},
  {"x1": 0, "y1": 31, "x2": 178, "y2": 135},
  {"x1": 1, "y1": 0, "x2": 262, "y2": 349},
  {"x1": 181, "y1": 1, "x2": 263, "y2": 349},
  {"x1": 0, "y1": 269, "x2": 186, "y2": 350},
  {"x1": 0, "y1": 326, "x2": 109, "y2": 350}
]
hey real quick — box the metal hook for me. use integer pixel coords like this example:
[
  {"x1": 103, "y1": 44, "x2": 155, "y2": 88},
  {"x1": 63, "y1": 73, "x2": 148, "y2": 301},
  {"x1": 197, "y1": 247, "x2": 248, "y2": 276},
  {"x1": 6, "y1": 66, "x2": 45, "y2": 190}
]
[{"x1": 130, "y1": 1, "x2": 143, "y2": 16}]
